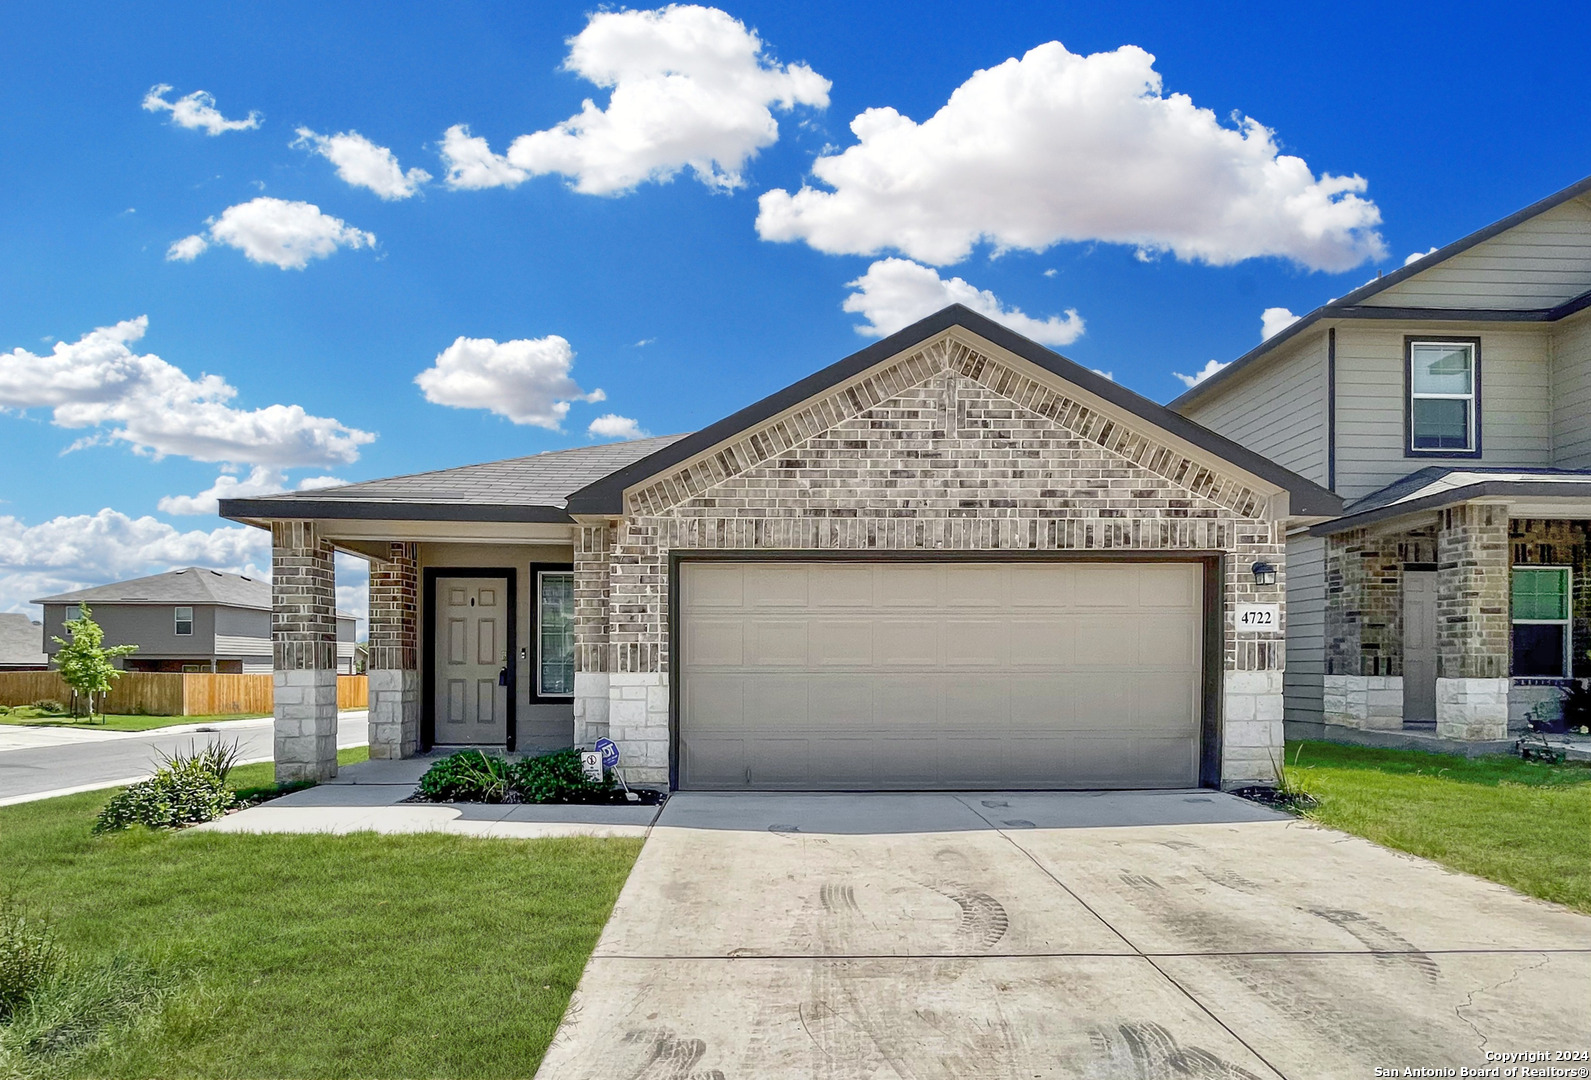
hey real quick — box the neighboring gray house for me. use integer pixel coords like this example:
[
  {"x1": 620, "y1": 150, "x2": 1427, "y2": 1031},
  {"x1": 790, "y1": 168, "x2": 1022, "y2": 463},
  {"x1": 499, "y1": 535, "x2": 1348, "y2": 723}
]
[
  {"x1": 35, "y1": 568, "x2": 358, "y2": 674},
  {"x1": 1172, "y1": 174, "x2": 1591, "y2": 745},
  {"x1": 0, "y1": 613, "x2": 47, "y2": 671},
  {"x1": 223, "y1": 305, "x2": 1340, "y2": 789}
]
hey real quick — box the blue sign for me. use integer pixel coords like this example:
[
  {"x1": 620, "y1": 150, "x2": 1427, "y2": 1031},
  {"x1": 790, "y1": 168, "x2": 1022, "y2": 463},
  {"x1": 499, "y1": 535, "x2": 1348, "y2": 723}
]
[{"x1": 595, "y1": 737, "x2": 620, "y2": 769}]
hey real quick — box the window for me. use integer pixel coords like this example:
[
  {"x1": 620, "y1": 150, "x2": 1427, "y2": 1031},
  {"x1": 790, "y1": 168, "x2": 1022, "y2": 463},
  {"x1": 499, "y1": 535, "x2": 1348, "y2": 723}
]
[
  {"x1": 1511, "y1": 567, "x2": 1571, "y2": 678},
  {"x1": 63, "y1": 605, "x2": 80, "y2": 623},
  {"x1": 1408, "y1": 339, "x2": 1478, "y2": 453},
  {"x1": 174, "y1": 606, "x2": 194, "y2": 636},
  {"x1": 536, "y1": 571, "x2": 575, "y2": 697}
]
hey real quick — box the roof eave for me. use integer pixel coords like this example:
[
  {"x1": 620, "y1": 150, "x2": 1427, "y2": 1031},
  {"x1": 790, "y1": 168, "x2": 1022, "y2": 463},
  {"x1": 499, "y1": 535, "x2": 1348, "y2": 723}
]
[
  {"x1": 1310, "y1": 480, "x2": 1591, "y2": 536},
  {"x1": 218, "y1": 498, "x2": 575, "y2": 525}
]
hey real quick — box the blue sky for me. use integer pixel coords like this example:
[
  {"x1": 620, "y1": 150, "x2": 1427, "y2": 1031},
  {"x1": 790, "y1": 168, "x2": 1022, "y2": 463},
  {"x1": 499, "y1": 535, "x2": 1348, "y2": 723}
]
[{"x1": 2, "y1": 0, "x2": 1588, "y2": 619}]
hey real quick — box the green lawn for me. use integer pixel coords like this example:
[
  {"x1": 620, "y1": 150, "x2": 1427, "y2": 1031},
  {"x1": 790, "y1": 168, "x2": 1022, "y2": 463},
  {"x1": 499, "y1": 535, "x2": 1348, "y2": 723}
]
[
  {"x1": 1287, "y1": 740, "x2": 1591, "y2": 913},
  {"x1": 0, "y1": 708, "x2": 268, "y2": 732},
  {"x1": 0, "y1": 748, "x2": 642, "y2": 1078}
]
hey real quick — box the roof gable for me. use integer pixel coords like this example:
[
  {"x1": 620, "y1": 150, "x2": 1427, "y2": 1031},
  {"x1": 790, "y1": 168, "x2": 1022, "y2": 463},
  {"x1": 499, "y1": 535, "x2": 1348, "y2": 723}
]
[{"x1": 569, "y1": 305, "x2": 1340, "y2": 517}]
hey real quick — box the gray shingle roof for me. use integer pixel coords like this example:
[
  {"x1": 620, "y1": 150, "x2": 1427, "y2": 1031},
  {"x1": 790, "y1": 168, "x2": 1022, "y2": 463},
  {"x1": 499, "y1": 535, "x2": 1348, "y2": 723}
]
[
  {"x1": 1310, "y1": 466, "x2": 1591, "y2": 536},
  {"x1": 32, "y1": 567, "x2": 272, "y2": 609},
  {"x1": 0, "y1": 613, "x2": 46, "y2": 667},
  {"x1": 221, "y1": 435, "x2": 688, "y2": 523}
]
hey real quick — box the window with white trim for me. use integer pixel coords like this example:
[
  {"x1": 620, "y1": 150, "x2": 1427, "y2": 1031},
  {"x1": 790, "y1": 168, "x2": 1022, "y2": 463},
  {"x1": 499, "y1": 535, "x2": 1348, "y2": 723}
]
[
  {"x1": 63, "y1": 605, "x2": 80, "y2": 623},
  {"x1": 1408, "y1": 340, "x2": 1477, "y2": 452},
  {"x1": 536, "y1": 571, "x2": 575, "y2": 697},
  {"x1": 174, "y1": 606, "x2": 194, "y2": 637},
  {"x1": 1511, "y1": 567, "x2": 1571, "y2": 678}
]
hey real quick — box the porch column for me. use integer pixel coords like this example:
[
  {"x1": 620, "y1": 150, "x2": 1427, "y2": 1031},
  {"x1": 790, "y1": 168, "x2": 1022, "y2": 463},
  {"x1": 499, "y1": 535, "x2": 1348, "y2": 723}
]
[
  {"x1": 1322, "y1": 529, "x2": 1406, "y2": 730},
  {"x1": 272, "y1": 520, "x2": 339, "y2": 781},
  {"x1": 367, "y1": 542, "x2": 420, "y2": 759},
  {"x1": 572, "y1": 519, "x2": 614, "y2": 746},
  {"x1": 1435, "y1": 503, "x2": 1511, "y2": 740}
]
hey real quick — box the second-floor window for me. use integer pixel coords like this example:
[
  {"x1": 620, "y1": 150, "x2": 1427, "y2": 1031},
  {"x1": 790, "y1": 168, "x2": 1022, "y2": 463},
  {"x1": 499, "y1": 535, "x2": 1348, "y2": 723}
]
[
  {"x1": 175, "y1": 606, "x2": 194, "y2": 636},
  {"x1": 1407, "y1": 339, "x2": 1479, "y2": 454}
]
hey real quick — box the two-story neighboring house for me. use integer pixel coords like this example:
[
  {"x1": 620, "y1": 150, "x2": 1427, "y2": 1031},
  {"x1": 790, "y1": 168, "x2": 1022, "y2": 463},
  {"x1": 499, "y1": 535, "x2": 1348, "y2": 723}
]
[
  {"x1": 35, "y1": 567, "x2": 359, "y2": 675},
  {"x1": 1172, "y1": 174, "x2": 1591, "y2": 746}
]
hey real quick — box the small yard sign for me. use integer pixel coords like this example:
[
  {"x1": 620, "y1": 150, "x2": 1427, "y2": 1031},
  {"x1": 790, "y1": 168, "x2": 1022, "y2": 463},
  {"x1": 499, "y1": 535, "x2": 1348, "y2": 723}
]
[
  {"x1": 595, "y1": 737, "x2": 619, "y2": 769},
  {"x1": 579, "y1": 751, "x2": 604, "y2": 782},
  {"x1": 1234, "y1": 603, "x2": 1280, "y2": 633}
]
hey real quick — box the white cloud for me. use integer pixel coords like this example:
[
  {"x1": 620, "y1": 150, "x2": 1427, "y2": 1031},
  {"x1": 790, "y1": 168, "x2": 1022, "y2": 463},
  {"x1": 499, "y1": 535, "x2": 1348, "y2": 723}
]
[
  {"x1": 415, "y1": 334, "x2": 605, "y2": 428},
  {"x1": 1404, "y1": 246, "x2": 1439, "y2": 266},
  {"x1": 1092, "y1": 370, "x2": 1114, "y2": 381},
  {"x1": 1172, "y1": 359, "x2": 1230, "y2": 388},
  {"x1": 157, "y1": 466, "x2": 345, "y2": 516},
  {"x1": 439, "y1": 125, "x2": 530, "y2": 190},
  {"x1": 1261, "y1": 306, "x2": 1300, "y2": 340},
  {"x1": 141, "y1": 84, "x2": 261, "y2": 135},
  {"x1": 757, "y1": 41, "x2": 1385, "y2": 271},
  {"x1": 588, "y1": 414, "x2": 648, "y2": 440},
  {"x1": 166, "y1": 234, "x2": 209, "y2": 262},
  {"x1": 334, "y1": 551, "x2": 369, "y2": 642},
  {"x1": 294, "y1": 128, "x2": 431, "y2": 199},
  {"x1": 0, "y1": 316, "x2": 375, "y2": 468},
  {"x1": 444, "y1": 5, "x2": 829, "y2": 194},
  {"x1": 842, "y1": 258, "x2": 1085, "y2": 346},
  {"x1": 0, "y1": 508, "x2": 269, "y2": 616},
  {"x1": 177, "y1": 198, "x2": 376, "y2": 270}
]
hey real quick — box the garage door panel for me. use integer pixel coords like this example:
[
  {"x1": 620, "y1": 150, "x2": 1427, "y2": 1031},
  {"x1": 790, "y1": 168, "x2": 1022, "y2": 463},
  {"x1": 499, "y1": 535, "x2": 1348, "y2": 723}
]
[{"x1": 680, "y1": 561, "x2": 1204, "y2": 790}]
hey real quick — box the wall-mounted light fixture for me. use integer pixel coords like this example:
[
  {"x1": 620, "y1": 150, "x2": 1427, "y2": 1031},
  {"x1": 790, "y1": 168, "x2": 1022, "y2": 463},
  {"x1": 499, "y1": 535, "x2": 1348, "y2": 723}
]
[{"x1": 1251, "y1": 561, "x2": 1278, "y2": 587}]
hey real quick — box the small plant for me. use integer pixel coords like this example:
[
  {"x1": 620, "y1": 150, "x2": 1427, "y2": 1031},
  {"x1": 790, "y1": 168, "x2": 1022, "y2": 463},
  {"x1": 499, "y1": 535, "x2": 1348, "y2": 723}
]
[
  {"x1": 28, "y1": 700, "x2": 65, "y2": 715},
  {"x1": 94, "y1": 741, "x2": 241, "y2": 832},
  {"x1": 415, "y1": 751, "x2": 513, "y2": 802},
  {"x1": 50, "y1": 604, "x2": 137, "y2": 724},
  {"x1": 511, "y1": 749, "x2": 612, "y2": 804},
  {"x1": 0, "y1": 901, "x2": 59, "y2": 1022}
]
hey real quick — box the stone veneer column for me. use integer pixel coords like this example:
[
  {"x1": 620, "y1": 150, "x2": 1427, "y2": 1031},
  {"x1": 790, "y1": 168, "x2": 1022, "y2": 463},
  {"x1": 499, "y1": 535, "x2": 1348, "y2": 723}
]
[
  {"x1": 366, "y1": 542, "x2": 419, "y2": 759},
  {"x1": 271, "y1": 520, "x2": 339, "y2": 781},
  {"x1": 605, "y1": 520, "x2": 669, "y2": 786},
  {"x1": 572, "y1": 520, "x2": 613, "y2": 747},
  {"x1": 1321, "y1": 530, "x2": 1406, "y2": 731},
  {"x1": 1220, "y1": 523, "x2": 1287, "y2": 787},
  {"x1": 1436, "y1": 503, "x2": 1511, "y2": 740}
]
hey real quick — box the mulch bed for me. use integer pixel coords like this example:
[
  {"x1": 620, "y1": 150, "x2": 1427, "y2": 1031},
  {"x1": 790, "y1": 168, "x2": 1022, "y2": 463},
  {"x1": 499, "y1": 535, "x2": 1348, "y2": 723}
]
[
  {"x1": 403, "y1": 788, "x2": 668, "y2": 807},
  {"x1": 1230, "y1": 785, "x2": 1318, "y2": 812}
]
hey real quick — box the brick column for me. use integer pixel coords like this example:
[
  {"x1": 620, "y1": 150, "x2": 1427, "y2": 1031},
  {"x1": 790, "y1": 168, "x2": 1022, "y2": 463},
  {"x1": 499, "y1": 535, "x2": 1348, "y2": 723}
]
[
  {"x1": 572, "y1": 520, "x2": 613, "y2": 746},
  {"x1": 366, "y1": 542, "x2": 419, "y2": 759},
  {"x1": 1436, "y1": 503, "x2": 1510, "y2": 740},
  {"x1": 271, "y1": 520, "x2": 339, "y2": 781},
  {"x1": 1322, "y1": 530, "x2": 1405, "y2": 731},
  {"x1": 1221, "y1": 522, "x2": 1287, "y2": 786}
]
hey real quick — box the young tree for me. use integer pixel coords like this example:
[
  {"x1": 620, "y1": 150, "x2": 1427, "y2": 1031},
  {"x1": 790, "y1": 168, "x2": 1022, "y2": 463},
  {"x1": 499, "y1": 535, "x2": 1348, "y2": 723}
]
[{"x1": 51, "y1": 605, "x2": 138, "y2": 723}]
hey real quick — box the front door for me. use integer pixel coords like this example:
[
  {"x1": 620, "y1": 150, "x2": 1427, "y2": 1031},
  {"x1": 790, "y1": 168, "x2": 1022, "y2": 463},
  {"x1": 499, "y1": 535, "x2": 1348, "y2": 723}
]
[
  {"x1": 434, "y1": 576, "x2": 509, "y2": 745},
  {"x1": 1403, "y1": 570, "x2": 1438, "y2": 725}
]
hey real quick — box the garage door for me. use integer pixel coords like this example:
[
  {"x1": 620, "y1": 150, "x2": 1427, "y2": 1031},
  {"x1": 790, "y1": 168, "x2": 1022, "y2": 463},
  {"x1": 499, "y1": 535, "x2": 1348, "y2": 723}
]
[{"x1": 678, "y1": 561, "x2": 1205, "y2": 790}]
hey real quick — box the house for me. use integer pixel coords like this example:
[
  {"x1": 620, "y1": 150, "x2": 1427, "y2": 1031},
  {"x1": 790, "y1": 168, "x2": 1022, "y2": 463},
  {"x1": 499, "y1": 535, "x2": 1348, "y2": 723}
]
[
  {"x1": 0, "y1": 613, "x2": 48, "y2": 671},
  {"x1": 1171, "y1": 174, "x2": 1591, "y2": 745},
  {"x1": 221, "y1": 306, "x2": 1341, "y2": 787},
  {"x1": 34, "y1": 568, "x2": 360, "y2": 675}
]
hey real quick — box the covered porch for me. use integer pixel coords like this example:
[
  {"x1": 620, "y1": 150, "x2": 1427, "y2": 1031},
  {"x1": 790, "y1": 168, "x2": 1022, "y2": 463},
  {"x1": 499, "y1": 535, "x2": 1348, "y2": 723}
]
[{"x1": 1317, "y1": 472, "x2": 1591, "y2": 742}]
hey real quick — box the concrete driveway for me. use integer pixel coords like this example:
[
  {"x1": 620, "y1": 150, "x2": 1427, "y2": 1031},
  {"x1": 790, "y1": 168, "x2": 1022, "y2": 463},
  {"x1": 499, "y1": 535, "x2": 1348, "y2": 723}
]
[{"x1": 535, "y1": 791, "x2": 1591, "y2": 1080}]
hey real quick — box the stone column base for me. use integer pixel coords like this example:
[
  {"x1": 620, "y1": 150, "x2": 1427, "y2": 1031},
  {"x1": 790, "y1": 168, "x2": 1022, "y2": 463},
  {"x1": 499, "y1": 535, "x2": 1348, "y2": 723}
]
[
  {"x1": 1322, "y1": 675, "x2": 1404, "y2": 731},
  {"x1": 573, "y1": 672, "x2": 610, "y2": 746},
  {"x1": 1436, "y1": 677, "x2": 1509, "y2": 741},
  {"x1": 608, "y1": 672, "x2": 669, "y2": 786},
  {"x1": 1221, "y1": 670, "x2": 1284, "y2": 786},
  {"x1": 367, "y1": 668, "x2": 420, "y2": 759},
  {"x1": 275, "y1": 668, "x2": 338, "y2": 782}
]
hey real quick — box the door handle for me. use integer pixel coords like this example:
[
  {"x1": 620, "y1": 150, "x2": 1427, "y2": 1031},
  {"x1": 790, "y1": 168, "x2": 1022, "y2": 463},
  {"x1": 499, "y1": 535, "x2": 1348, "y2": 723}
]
[{"x1": 498, "y1": 668, "x2": 508, "y2": 687}]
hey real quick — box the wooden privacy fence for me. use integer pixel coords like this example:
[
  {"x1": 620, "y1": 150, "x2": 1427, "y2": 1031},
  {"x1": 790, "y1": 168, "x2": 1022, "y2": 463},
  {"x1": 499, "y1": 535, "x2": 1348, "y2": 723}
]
[{"x1": 0, "y1": 672, "x2": 369, "y2": 716}]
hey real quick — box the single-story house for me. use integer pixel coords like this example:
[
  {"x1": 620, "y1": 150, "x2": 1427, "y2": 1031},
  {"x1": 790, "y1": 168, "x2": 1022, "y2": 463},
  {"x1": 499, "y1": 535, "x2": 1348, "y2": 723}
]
[{"x1": 222, "y1": 306, "x2": 1341, "y2": 788}]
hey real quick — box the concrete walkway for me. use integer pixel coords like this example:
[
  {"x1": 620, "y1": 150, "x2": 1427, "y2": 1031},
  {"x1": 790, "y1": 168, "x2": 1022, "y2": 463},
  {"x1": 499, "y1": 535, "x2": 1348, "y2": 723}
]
[
  {"x1": 192, "y1": 757, "x2": 659, "y2": 838},
  {"x1": 535, "y1": 790, "x2": 1591, "y2": 1080}
]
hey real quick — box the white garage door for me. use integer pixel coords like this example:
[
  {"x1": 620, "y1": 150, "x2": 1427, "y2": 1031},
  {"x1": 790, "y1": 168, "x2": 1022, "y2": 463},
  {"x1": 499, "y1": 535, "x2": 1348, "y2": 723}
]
[{"x1": 678, "y1": 561, "x2": 1205, "y2": 790}]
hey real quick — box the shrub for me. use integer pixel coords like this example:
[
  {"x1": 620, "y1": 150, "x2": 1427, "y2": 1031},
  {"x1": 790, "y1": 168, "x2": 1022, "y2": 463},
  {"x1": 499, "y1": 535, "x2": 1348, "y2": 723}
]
[
  {"x1": 28, "y1": 701, "x2": 64, "y2": 715},
  {"x1": 415, "y1": 751, "x2": 513, "y2": 803},
  {"x1": 511, "y1": 749, "x2": 612, "y2": 804},
  {"x1": 94, "y1": 741, "x2": 240, "y2": 833},
  {"x1": 0, "y1": 902, "x2": 59, "y2": 1022}
]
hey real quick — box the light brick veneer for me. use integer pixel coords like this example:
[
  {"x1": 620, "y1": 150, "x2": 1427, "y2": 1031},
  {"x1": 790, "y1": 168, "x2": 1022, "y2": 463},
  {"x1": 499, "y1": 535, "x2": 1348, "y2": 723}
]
[
  {"x1": 270, "y1": 520, "x2": 339, "y2": 781},
  {"x1": 367, "y1": 542, "x2": 419, "y2": 759},
  {"x1": 576, "y1": 332, "x2": 1287, "y2": 787}
]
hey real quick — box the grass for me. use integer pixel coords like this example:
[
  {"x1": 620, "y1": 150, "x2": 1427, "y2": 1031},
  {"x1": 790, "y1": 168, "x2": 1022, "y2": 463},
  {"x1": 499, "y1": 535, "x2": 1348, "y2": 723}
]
[
  {"x1": 0, "y1": 709, "x2": 268, "y2": 732},
  {"x1": 1287, "y1": 739, "x2": 1591, "y2": 913},
  {"x1": 0, "y1": 745, "x2": 642, "y2": 1078}
]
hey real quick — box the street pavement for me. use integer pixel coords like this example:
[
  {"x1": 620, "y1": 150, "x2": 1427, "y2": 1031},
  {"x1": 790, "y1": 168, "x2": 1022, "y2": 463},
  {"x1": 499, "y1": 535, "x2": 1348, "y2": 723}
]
[{"x1": 0, "y1": 711, "x2": 368, "y2": 805}]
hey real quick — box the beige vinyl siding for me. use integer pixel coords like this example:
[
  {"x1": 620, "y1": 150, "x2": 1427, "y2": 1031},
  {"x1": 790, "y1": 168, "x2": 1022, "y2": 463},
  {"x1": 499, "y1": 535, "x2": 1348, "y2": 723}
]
[
  {"x1": 1551, "y1": 308, "x2": 1591, "y2": 467},
  {"x1": 1333, "y1": 323, "x2": 1552, "y2": 499},
  {"x1": 1363, "y1": 195, "x2": 1591, "y2": 310},
  {"x1": 1180, "y1": 330, "x2": 1329, "y2": 487},
  {"x1": 1283, "y1": 534, "x2": 1325, "y2": 727}
]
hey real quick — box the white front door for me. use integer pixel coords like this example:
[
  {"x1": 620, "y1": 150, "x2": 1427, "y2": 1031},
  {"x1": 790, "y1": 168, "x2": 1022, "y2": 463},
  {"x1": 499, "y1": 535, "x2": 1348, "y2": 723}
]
[{"x1": 435, "y1": 576, "x2": 509, "y2": 745}]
